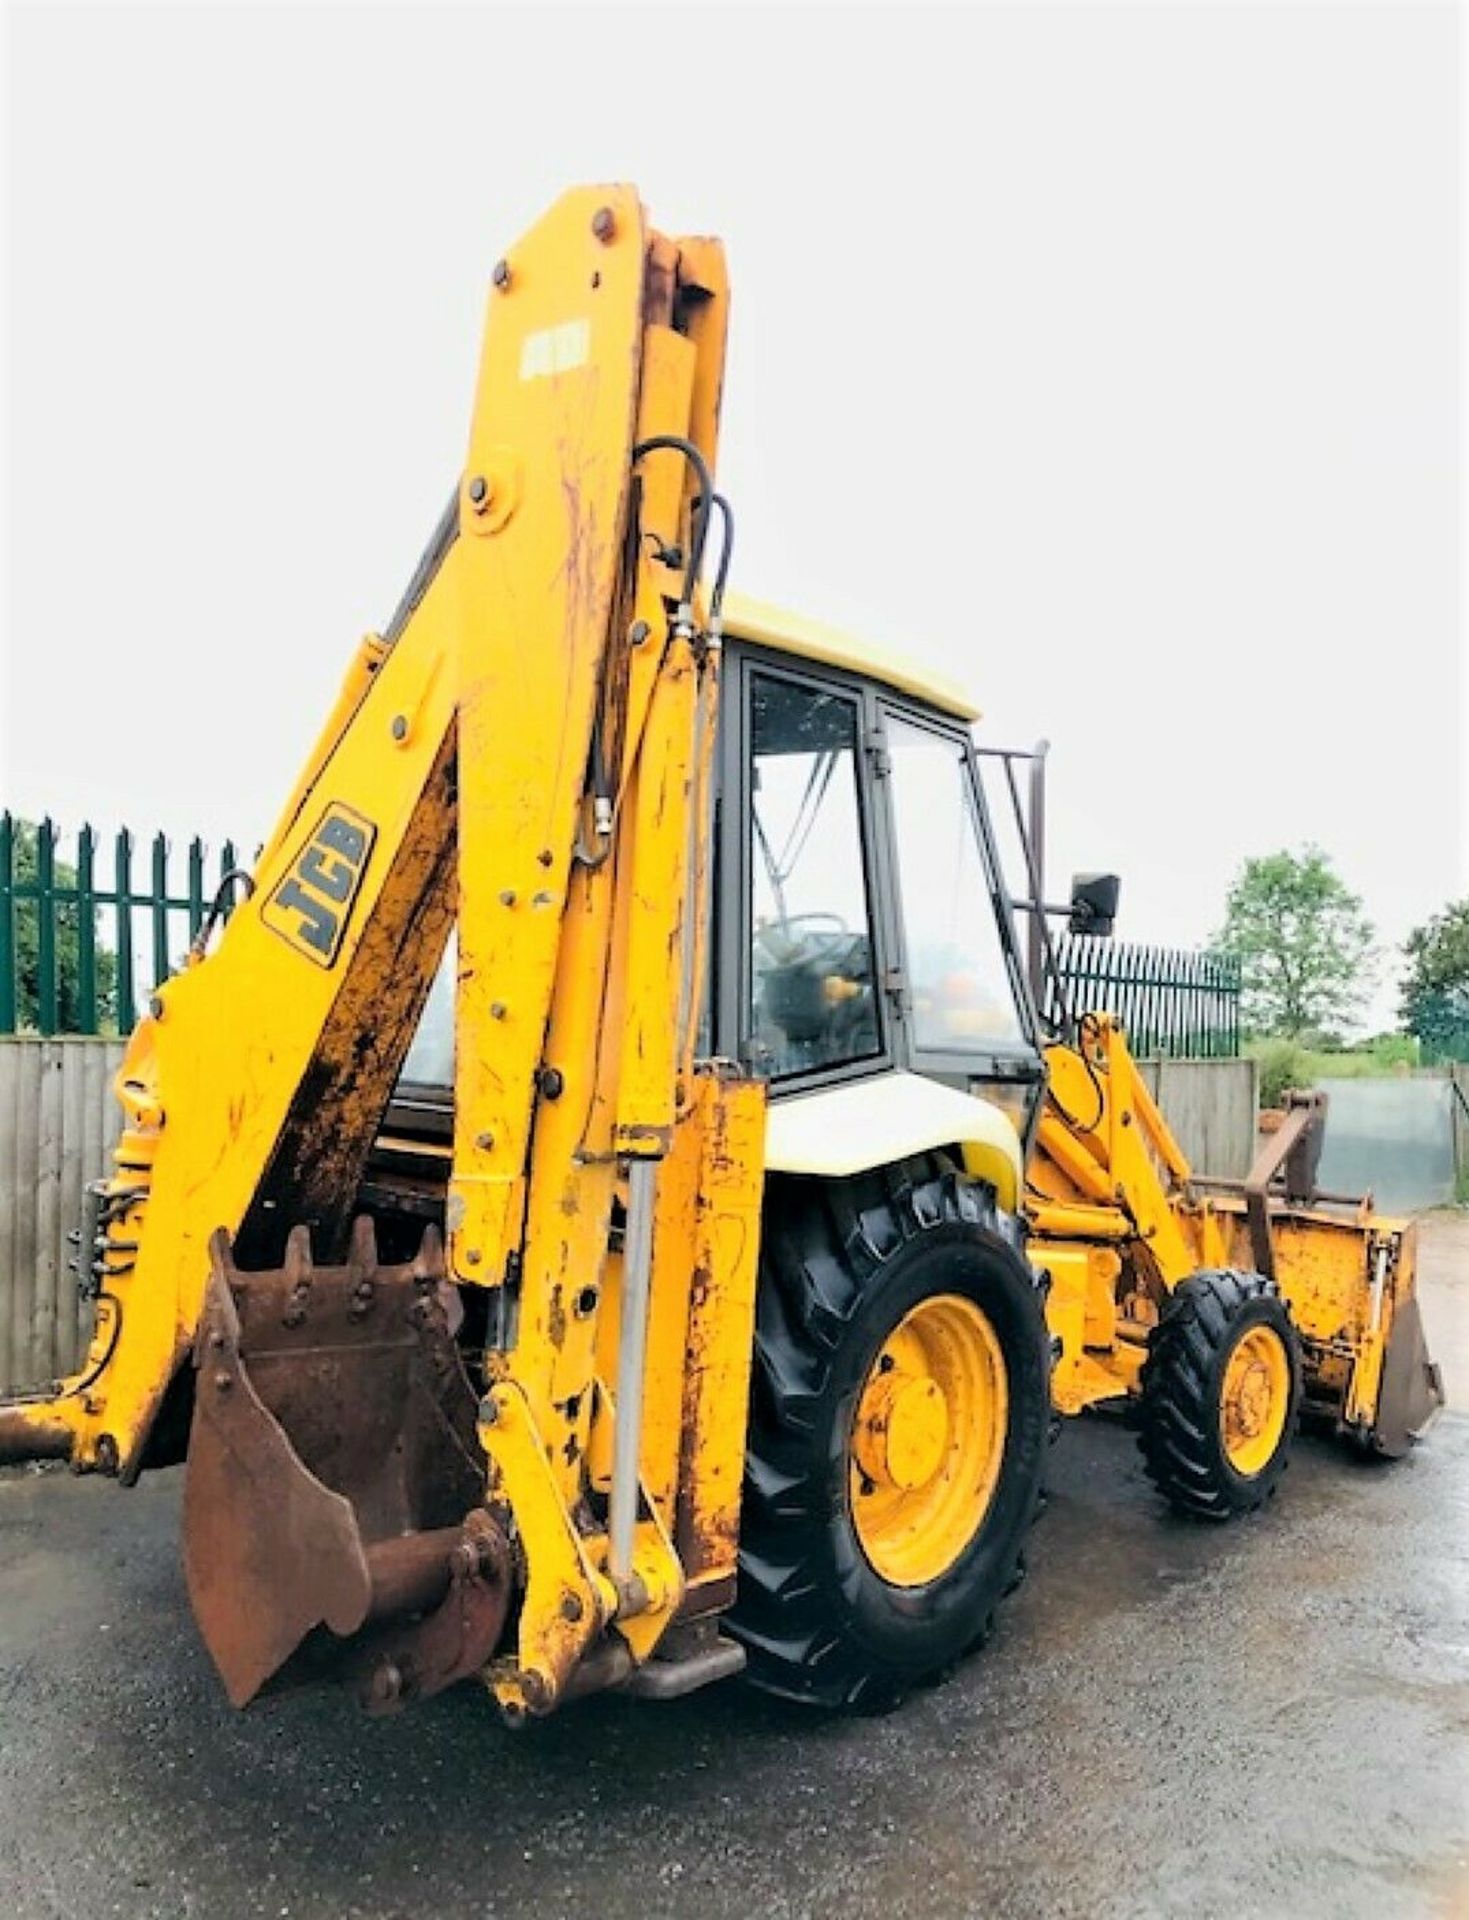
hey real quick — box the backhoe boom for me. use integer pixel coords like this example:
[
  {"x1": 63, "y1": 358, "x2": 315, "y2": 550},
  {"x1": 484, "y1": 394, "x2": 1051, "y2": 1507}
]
[{"x1": 1, "y1": 187, "x2": 766, "y2": 1718}]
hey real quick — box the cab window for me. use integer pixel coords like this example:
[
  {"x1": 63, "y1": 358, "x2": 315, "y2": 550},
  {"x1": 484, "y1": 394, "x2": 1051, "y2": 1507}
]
[
  {"x1": 746, "y1": 673, "x2": 881, "y2": 1078},
  {"x1": 884, "y1": 714, "x2": 1024, "y2": 1054}
]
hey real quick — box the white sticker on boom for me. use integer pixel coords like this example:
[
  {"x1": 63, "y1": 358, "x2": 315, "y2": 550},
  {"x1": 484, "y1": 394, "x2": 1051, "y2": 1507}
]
[{"x1": 519, "y1": 319, "x2": 591, "y2": 381}]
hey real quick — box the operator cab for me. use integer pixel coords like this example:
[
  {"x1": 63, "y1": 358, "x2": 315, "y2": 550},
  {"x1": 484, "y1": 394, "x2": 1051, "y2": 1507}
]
[
  {"x1": 711, "y1": 594, "x2": 1044, "y2": 1138},
  {"x1": 392, "y1": 594, "x2": 1047, "y2": 1147}
]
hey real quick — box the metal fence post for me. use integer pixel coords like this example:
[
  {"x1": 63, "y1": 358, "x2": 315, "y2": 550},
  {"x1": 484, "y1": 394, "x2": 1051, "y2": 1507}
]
[
  {"x1": 115, "y1": 828, "x2": 135, "y2": 1033},
  {"x1": 0, "y1": 815, "x2": 14, "y2": 1035},
  {"x1": 0, "y1": 819, "x2": 253, "y2": 1038},
  {"x1": 150, "y1": 833, "x2": 170, "y2": 992},
  {"x1": 36, "y1": 819, "x2": 58, "y2": 1036},
  {"x1": 1054, "y1": 935, "x2": 1242, "y2": 1060},
  {"x1": 76, "y1": 825, "x2": 97, "y2": 1034},
  {"x1": 187, "y1": 837, "x2": 205, "y2": 942}
]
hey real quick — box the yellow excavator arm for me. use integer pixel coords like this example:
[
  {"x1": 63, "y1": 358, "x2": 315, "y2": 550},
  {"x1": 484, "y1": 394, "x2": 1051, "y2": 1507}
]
[{"x1": 1, "y1": 187, "x2": 767, "y2": 1717}]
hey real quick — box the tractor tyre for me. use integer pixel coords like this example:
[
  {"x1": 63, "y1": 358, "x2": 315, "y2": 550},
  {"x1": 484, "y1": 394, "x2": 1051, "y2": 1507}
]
[
  {"x1": 1138, "y1": 1268, "x2": 1302, "y2": 1521},
  {"x1": 730, "y1": 1159, "x2": 1051, "y2": 1712}
]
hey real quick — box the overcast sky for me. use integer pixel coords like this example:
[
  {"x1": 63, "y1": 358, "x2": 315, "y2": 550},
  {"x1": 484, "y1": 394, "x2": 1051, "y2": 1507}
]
[{"x1": 3, "y1": 1, "x2": 1463, "y2": 1032}]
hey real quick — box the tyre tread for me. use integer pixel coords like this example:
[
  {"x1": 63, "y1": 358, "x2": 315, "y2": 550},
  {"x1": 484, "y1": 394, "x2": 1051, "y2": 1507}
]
[
  {"x1": 732, "y1": 1157, "x2": 1049, "y2": 1709},
  {"x1": 1137, "y1": 1266, "x2": 1300, "y2": 1522}
]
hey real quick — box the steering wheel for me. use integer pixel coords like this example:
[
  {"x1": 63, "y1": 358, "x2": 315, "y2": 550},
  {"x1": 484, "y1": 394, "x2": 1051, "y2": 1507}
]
[
  {"x1": 754, "y1": 912, "x2": 853, "y2": 968},
  {"x1": 776, "y1": 912, "x2": 849, "y2": 938}
]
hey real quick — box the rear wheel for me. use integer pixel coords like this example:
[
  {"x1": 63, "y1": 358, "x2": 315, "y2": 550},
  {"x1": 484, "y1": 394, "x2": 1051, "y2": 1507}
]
[
  {"x1": 1138, "y1": 1268, "x2": 1301, "y2": 1520},
  {"x1": 730, "y1": 1160, "x2": 1051, "y2": 1711}
]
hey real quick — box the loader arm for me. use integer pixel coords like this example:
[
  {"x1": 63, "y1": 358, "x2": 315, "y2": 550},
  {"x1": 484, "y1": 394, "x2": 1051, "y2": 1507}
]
[
  {"x1": 2, "y1": 188, "x2": 768, "y2": 1718},
  {"x1": 1026, "y1": 1016, "x2": 1442, "y2": 1453}
]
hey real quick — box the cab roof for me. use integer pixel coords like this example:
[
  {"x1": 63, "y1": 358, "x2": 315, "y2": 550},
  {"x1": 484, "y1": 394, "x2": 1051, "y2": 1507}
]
[{"x1": 721, "y1": 589, "x2": 981, "y2": 723}]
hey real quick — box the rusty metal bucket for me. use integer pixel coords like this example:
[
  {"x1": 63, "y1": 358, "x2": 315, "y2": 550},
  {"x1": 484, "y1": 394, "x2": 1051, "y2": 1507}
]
[
  {"x1": 1367, "y1": 1292, "x2": 1445, "y2": 1458},
  {"x1": 184, "y1": 1218, "x2": 510, "y2": 1709}
]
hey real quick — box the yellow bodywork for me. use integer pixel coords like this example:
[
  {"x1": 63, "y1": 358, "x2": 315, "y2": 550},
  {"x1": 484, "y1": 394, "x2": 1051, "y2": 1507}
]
[
  {"x1": 1028, "y1": 1015, "x2": 1424, "y2": 1443},
  {"x1": 0, "y1": 183, "x2": 1437, "y2": 1725},
  {"x1": 722, "y1": 590, "x2": 980, "y2": 722},
  {"x1": 1, "y1": 611, "x2": 461, "y2": 1471}
]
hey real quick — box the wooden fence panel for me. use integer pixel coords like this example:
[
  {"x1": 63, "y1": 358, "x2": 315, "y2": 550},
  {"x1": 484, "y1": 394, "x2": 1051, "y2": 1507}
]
[
  {"x1": 1137, "y1": 1056, "x2": 1259, "y2": 1180},
  {"x1": 0, "y1": 1037, "x2": 124, "y2": 1394},
  {"x1": 10, "y1": 1042, "x2": 41, "y2": 1394}
]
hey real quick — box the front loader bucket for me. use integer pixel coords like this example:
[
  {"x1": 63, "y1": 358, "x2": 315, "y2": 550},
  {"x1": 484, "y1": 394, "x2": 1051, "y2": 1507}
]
[
  {"x1": 184, "y1": 1218, "x2": 510, "y2": 1709},
  {"x1": 1204, "y1": 1195, "x2": 1444, "y2": 1460},
  {"x1": 1368, "y1": 1292, "x2": 1445, "y2": 1458}
]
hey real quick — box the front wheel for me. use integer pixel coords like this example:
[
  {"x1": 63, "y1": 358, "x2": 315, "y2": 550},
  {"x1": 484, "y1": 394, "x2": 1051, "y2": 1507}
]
[
  {"x1": 730, "y1": 1160, "x2": 1051, "y2": 1711},
  {"x1": 1138, "y1": 1268, "x2": 1302, "y2": 1520}
]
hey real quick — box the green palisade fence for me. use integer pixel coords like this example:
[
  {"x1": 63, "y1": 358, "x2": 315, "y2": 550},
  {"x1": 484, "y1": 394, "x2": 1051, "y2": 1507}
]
[
  {"x1": 0, "y1": 815, "x2": 242, "y2": 1037},
  {"x1": 1051, "y1": 935, "x2": 1241, "y2": 1059}
]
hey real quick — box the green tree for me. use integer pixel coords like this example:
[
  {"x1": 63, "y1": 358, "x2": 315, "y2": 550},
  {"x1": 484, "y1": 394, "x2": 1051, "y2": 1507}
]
[
  {"x1": 9, "y1": 819, "x2": 118, "y2": 1032},
  {"x1": 1400, "y1": 899, "x2": 1469, "y2": 1062},
  {"x1": 1216, "y1": 846, "x2": 1374, "y2": 1039}
]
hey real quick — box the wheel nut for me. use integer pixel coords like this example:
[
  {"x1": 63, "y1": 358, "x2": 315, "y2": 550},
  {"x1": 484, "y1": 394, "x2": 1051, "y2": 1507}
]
[{"x1": 368, "y1": 1660, "x2": 404, "y2": 1708}]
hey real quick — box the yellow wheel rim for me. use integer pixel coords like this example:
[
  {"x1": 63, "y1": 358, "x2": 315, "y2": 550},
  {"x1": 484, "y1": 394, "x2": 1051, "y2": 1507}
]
[
  {"x1": 1220, "y1": 1324, "x2": 1291, "y2": 1476},
  {"x1": 850, "y1": 1294, "x2": 1008, "y2": 1588}
]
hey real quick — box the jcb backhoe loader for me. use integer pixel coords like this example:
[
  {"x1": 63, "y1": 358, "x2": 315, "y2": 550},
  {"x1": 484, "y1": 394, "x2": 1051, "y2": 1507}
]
[{"x1": 0, "y1": 186, "x2": 1442, "y2": 1719}]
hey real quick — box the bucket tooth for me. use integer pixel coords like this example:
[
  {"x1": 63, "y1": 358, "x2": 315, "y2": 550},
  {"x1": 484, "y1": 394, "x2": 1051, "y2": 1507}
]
[
  {"x1": 413, "y1": 1222, "x2": 445, "y2": 1279},
  {"x1": 283, "y1": 1222, "x2": 313, "y2": 1285},
  {"x1": 348, "y1": 1213, "x2": 379, "y2": 1273}
]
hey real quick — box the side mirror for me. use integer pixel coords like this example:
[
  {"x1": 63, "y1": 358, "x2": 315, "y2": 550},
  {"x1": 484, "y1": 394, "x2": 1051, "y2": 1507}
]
[{"x1": 1069, "y1": 872, "x2": 1121, "y2": 938}]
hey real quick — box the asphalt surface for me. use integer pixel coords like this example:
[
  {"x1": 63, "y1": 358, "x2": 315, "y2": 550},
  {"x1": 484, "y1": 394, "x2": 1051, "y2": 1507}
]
[{"x1": 3, "y1": 1220, "x2": 1467, "y2": 1920}]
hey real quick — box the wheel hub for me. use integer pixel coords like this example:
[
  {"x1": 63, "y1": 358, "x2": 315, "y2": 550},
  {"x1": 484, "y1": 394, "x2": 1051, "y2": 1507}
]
[
  {"x1": 1220, "y1": 1324, "x2": 1291, "y2": 1476},
  {"x1": 849, "y1": 1294, "x2": 1008, "y2": 1588},
  {"x1": 1229, "y1": 1359, "x2": 1271, "y2": 1439},
  {"x1": 854, "y1": 1370, "x2": 951, "y2": 1492}
]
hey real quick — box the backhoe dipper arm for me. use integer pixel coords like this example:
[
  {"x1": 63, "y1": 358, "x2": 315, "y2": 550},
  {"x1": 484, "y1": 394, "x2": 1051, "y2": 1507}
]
[{"x1": 0, "y1": 188, "x2": 733, "y2": 1534}]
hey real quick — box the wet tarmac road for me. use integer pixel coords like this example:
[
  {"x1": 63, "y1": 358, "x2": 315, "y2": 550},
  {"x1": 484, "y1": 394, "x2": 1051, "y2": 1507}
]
[{"x1": 3, "y1": 1220, "x2": 1467, "y2": 1920}]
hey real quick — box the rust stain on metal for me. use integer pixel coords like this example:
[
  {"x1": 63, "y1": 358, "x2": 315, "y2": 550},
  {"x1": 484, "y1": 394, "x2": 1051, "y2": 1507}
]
[
  {"x1": 236, "y1": 733, "x2": 458, "y2": 1268},
  {"x1": 360, "y1": 1512, "x2": 511, "y2": 1714},
  {"x1": 546, "y1": 1283, "x2": 568, "y2": 1352},
  {"x1": 0, "y1": 1409, "x2": 72, "y2": 1465},
  {"x1": 182, "y1": 1218, "x2": 500, "y2": 1707}
]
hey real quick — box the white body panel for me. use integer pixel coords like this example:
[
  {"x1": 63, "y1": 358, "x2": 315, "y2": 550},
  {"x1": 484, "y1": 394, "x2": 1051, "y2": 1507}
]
[{"x1": 765, "y1": 1070, "x2": 1023, "y2": 1212}]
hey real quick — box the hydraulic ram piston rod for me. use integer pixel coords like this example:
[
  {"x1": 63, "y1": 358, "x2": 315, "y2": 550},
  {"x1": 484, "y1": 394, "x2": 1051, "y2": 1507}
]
[{"x1": 609, "y1": 1157, "x2": 658, "y2": 1586}]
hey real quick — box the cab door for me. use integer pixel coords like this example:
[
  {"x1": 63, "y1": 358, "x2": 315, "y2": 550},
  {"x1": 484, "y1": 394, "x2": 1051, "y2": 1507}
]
[
  {"x1": 867, "y1": 702, "x2": 1045, "y2": 1136},
  {"x1": 716, "y1": 651, "x2": 893, "y2": 1090}
]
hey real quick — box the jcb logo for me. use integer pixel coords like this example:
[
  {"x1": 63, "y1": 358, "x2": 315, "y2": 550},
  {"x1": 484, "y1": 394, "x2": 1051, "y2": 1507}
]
[{"x1": 263, "y1": 803, "x2": 376, "y2": 967}]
